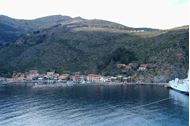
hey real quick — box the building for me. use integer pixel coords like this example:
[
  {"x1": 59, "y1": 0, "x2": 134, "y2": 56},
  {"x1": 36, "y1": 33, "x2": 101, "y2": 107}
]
[
  {"x1": 126, "y1": 76, "x2": 135, "y2": 82},
  {"x1": 58, "y1": 74, "x2": 70, "y2": 80},
  {"x1": 128, "y1": 63, "x2": 139, "y2": 69},
  {"x1": 86, "y1": 74, "x2": 102, "y2": 82},
  {"x1": 46, "y1": 71, "x2": 55, "y2": 79},
  {"x1": 110, "y1": 76, "x2": 117, "y2": 82},
  {"x1": 138, "y1": 64, "x2": 148, "y2": 71},
  {"x1": 53, "y1": 73, "x2": 60, "y2": 80},
  {"x1": 99, "y1": 76, "x2": 111, "y2": 82},
  {"x1": 12, "y1": 73, "x2": 26, "y2": 80},
  {"x1": 70, "y1": 74, "x2": 86, "y2": 82},
  {"x1": 116, "y1": 76, "x2": 123, "y2": 82},
  {"x1": 125, "y1": 65, "x2": 132, "y2": 70},
  {"x1": 47, "y1": 71, "x2": 55, "y2": 76},
  {"x1": 116, "y1": 64, "x2": 126, "y2": 69},
  {"x1": 26, "y1": 70, "x2": 39, "y2": 80}
]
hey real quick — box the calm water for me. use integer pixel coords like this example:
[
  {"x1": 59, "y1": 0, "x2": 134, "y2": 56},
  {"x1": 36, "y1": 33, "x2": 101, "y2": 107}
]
[{"x1": 0, "y1": 84, "x2": 188, "y2": 126}]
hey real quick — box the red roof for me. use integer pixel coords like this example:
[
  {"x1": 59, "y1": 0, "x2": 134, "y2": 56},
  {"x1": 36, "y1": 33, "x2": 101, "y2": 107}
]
[
  {"x1": 140, "y1": 64, "x2": 148, "y2": 67},
  {"x1": 87, "y1": 74, "x2": 101, "y2": 77}
]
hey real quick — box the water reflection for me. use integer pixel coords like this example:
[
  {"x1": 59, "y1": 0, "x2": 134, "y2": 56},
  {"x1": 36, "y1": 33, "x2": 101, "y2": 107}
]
[
  {"x1": 169, "y1": 89, "x2": 188, "y2": 102},
  {"x1": 0, "y1": 84, "x2": 188, "y2": 126}
]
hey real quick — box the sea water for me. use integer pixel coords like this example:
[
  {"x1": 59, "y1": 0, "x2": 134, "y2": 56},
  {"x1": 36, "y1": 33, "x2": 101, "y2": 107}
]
[{"x1": 0, "y1": 84, "x2": 188, "y2": 126}]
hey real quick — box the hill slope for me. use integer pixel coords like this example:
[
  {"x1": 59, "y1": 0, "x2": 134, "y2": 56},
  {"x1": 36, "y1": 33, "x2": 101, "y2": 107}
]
[
  {"x1": 0, "y1": 15, "x2": 71, "y2": 45},
  {"x1": 0, "y1": 15, "x2": 188, "y2": 82}
]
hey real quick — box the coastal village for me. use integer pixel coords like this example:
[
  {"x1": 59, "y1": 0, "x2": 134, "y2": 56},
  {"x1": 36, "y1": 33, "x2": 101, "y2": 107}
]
[
  {"x1": 0, "y1": 70, "x2": 135, "y2": 84},
  {"x1": 0, "y1": 63, "x2": 153, "y2": 85}
]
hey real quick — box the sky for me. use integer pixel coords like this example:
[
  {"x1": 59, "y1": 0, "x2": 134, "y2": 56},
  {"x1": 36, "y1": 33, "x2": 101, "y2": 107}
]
[{"x1": 0, "y1": 0, "x2": 189, "y2": 29}]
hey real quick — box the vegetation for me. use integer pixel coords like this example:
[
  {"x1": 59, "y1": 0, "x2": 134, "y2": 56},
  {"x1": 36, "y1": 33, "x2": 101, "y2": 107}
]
[{"x1": 0, "y1": 15, "x2": 188, "y2": 82}]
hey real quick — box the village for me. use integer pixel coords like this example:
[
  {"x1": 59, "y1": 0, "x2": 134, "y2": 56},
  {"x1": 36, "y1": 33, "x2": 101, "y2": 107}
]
[{"x1": 0, "y1": 63, "x2": 152, "y2": 85}]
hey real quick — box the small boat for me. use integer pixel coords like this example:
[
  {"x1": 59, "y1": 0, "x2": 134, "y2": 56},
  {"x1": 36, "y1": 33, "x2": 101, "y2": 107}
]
[{"x1": 169, "y1": 71, "x2": 189, "y2": 94}]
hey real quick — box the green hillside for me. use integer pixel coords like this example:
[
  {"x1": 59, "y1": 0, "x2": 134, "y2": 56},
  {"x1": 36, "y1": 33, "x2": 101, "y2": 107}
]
[{"x1": 0, "y1": 15, "x2": 188, "y2": 82}]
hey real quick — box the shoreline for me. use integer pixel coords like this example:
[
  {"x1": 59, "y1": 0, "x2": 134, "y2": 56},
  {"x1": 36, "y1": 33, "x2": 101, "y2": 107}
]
[
  {"x1": 32, "y1": 82, "x2": 168, "y2": 89},
  {"x1": 0, "y1": 81, "x2": 168, "y2": 89}
]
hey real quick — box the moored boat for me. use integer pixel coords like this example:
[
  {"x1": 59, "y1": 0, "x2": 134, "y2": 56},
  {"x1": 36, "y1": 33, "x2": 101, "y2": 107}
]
[{"x1": 169, "y1": 71, "x2": 189, "y2": 94}]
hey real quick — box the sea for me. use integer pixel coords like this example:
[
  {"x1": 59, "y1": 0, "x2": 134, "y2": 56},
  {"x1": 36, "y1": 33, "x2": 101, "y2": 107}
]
[{"x1": 0, "y1": 84, "x2": 188, "y2": 126}]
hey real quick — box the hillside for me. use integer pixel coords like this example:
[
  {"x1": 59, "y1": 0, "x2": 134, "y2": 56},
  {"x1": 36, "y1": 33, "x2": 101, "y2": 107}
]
[
  {"x1": 0, "y1": 15, "x2": 71, "y2": 45},
  {"x1": 0, "y1": 15, "x2": 188, "y2": 82}
]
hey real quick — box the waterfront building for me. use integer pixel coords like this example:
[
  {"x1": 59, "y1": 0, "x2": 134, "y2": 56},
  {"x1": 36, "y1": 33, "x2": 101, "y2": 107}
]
[
  {"x1": 26, "y1": 70, "x2": 39, "y2": 80},
  {"x1": 12, "y1": 73, "x2": 26, "y2": 80},
  {"x1": 58, "y1": 74, "x2": 70, "y2": 80},
  {"x1": 86, "y1": 74, "x2": 102, "y2": 82},
  {"x1": 46, "y1": 71, "x2": 55, "y2": 79}
]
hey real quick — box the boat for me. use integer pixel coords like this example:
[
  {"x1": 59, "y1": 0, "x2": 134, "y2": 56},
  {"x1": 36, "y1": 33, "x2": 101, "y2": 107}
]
[{"x1": 169, "y1": 71, "x2": 189, "y2": 94}]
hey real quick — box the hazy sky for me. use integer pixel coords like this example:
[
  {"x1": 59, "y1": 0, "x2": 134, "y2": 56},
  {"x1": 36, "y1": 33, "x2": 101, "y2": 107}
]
[{"x1": 0, "y1": 0, "x2": 189, "y2": 29}]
